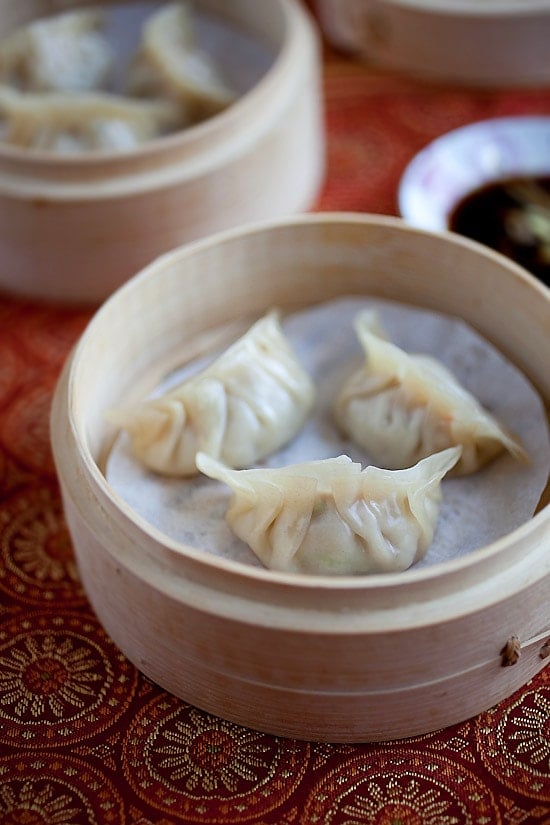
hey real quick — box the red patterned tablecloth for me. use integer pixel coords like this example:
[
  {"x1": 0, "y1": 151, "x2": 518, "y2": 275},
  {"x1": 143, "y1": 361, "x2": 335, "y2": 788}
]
[{"x1": 1, "y1": 20, "x2": 549, "y2": 825}]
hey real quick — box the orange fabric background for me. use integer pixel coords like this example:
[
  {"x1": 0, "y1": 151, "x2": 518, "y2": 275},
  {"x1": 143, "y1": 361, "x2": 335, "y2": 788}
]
[{"x1": 0, "y1": 7, "x2": 549, "y2": 824}]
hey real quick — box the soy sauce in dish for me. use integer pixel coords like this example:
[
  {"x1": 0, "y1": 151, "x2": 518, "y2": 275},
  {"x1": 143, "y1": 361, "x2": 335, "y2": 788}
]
[{"x1": 449, "y1": 176, "x2": 550, "y2": 284}]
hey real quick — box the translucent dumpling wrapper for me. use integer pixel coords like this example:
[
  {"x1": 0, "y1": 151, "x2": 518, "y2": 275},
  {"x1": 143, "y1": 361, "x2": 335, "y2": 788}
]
[
  {"x1": 334, "y1": 311, "x2": 528, "y2": 476},
  {"x1": 196, "y1": 446, "x2": 462, "y2": 575},
  {"x1": 0, "y1": 85, "x2": 182, "y2": 153},
  {"x1": 128, "y1": 1, "x2": 237, "y2": 122},
  {"x1": 108, "y1": 312, "x2": 316, "y2": 477},
  {"x1": 0, "y1": 9, "x2": 113, "y2": 93}
]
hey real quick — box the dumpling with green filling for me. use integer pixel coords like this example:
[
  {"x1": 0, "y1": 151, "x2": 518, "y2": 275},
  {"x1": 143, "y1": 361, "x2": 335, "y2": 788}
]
[
  {"x1": 333, "y1": 310, "x2": 528, "y2": 476},
  {"x1": 196, "y1": 447, "x2": 461, "y2": 575},
  {"x1": 108, "y1": 312, "x2": 316, "y2": 477}
]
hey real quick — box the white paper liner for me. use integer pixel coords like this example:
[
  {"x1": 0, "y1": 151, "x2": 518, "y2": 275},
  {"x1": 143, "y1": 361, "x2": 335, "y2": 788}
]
[{"x1": 106, "y1": 297, "x2": 550, "y2": 572}]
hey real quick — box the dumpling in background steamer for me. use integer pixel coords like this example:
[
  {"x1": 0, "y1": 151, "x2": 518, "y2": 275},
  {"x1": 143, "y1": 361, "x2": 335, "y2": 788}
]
[
  {"x1": 128, "y1": 1, "x2": 237, "y2": 122},
  {"x1": 196, "y1": 446, "x2": 461, "y2": 575},
  {"x1": 334, "y1": 311, "x2": 528, "y2": 476},
  {"x1": 0, "y1": 85, "x2": 182, "y2": 152},
  {"x1": 108, "y1": 312, "x2": 316, "y2": 477},
  {"x1": 0, "y1": 9, "x2": 113, "y2": 93}
]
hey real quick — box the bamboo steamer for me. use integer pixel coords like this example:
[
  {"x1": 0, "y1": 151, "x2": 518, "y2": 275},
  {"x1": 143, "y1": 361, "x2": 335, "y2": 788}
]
[
  {"x1": 50, "y1": 214, "x2": 550, "y2": 743},
  {"x1": 315, "y1": 0, "x2": 550, "y2": 86},
  {"x1": 0, "y1": 0, "x2": 324, "y2": 303}
]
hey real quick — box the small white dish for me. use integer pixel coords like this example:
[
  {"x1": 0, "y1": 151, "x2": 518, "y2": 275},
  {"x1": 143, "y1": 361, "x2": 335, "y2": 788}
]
[{"x1": 398, "y1": 116, "x2": 550, "y2": 232}]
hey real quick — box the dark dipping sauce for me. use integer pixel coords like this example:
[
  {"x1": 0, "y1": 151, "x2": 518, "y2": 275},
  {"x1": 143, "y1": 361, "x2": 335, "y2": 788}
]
[{"x1": 449, "y1": 175, "x2": 550, "y2": 284}]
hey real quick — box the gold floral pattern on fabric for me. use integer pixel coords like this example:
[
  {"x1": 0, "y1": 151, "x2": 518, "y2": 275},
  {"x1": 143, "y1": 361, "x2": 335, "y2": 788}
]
[
  {"x1": 6, "y1": 304, "x2": 89, "y2": 371},
  {"x1": 0, "y1": 383, "x2": 57, "y2": 475},
  {"x1": 316, "y1": 65, "x2": 550, "y2": 220},
  {"x1": 0, "y1": 343, "x2": 25, "y2": 408},
  {"x1": 392, "y1": 723, "x2": 479, "y2": 765},
  {"x1": 0, "y1": 486, "x2": 86, "y2": 606},
  {"x1": 311, "y1": 741, "x2": 356, "y2": 770},
  {"x1": 0, "y1": 611, "x2": 137, "y2": 749},
  {"x1": 476, "y1": 668, "x2": 550, "y2": 801},
  {"x1": 0, "y1": 39, "x2": 549, "y2": 824},
  {"x1": 0, "y1": 754, "x2": 124, "y2": 824},
  {"x1": 122, "y1": 694, "x2": 310, "y2": 822},
  {"x1": 0, "y1": 449, "x2": 33, "y2": 499},
  {"x1": 300, "y1": 750, "x2": 499, "y2": 824}
]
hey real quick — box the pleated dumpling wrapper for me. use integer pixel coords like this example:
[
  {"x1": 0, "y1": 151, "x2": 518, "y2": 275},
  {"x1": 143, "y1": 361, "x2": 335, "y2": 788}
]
[
  {"x1": 334, "y1": 311, "x2": 528, "y2": 476},
  {"x1": 0, "y1": 9, "x2": 113, "y2": 94},
  {"x1": 108, "y1": 312, "x2": 316, "y2": 477},
  {"x1": 196, "y1": 446, "x2": 461, "y2": 575},
  {"x1": 129, "y1": 1, "x2": 237, "y2": 122},
  {"x1": 0, "y1": 85, "x2": 181, "y2": 153}
]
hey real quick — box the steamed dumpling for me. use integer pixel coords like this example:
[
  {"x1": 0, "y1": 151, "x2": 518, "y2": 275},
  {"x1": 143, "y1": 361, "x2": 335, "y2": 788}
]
[
  {"x1": 128, "y1": 2, "x2": 236, "y2": 121},
  {"x1": 108, "y1": 312, "x2": 315, "y2": 477},
  {"x1": 197, "y1": 446, "x2": 461, "y2": 575},
  {"x1": 0, "y1": 85, "x2": 181, "y2": 152},
  {"x1": 333, "y1": 311, "x2": 528, "y2": 476},
  {"x1": 0, "y1": 9, "x2": 113, "y2": 93}
]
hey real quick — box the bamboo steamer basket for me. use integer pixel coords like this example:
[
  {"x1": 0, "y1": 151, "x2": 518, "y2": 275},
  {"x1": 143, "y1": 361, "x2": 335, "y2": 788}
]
[
  {"x1": 0, "y1": 0, "x2": 324, "y2": 304},
  {"x1": 50, "y1": 213, "x2": 550, "y2": 743},
  {"x1": 315, "y1": 0, "x2": 550, "y2": 86}
]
